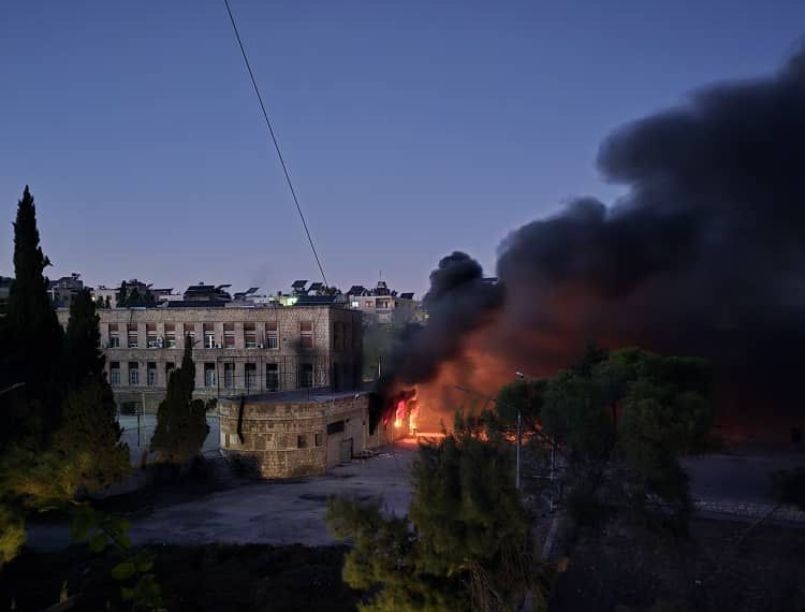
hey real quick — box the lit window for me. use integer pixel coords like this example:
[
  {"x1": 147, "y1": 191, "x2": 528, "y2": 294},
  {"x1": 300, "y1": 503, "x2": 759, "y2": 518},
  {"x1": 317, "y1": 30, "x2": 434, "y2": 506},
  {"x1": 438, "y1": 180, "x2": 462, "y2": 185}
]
[{"x1": 350, "y1": 301, "x2": 360, "y2": 308}]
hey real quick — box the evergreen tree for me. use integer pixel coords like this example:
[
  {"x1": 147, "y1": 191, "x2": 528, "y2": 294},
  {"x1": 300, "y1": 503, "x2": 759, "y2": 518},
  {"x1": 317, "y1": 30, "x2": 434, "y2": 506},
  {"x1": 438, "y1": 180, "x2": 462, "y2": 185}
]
[
  {"x1": 150, "y1": 339, "x2": 208, "y2": 465},
  {"x1": 328, "y1": 417, "x2": 551, "y2": 611},
  {"x1": 63, "y1": 288, "x2": 106, "y2": 388},
  {"x1": 2, "y1": 186, "x2": 63, "y2": 439}
]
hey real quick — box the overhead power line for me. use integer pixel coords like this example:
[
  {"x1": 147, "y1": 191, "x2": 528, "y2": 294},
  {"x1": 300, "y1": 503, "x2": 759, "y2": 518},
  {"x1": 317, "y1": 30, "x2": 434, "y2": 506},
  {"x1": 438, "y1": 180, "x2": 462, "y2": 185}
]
[{"x1": 222, "y1": 0, "x2": 329, "y2": 286}]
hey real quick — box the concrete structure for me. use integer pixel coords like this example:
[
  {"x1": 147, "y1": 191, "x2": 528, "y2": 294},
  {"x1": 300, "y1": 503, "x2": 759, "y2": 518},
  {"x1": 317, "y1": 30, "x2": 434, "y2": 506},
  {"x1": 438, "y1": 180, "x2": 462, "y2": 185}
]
[
  {"x1": 56, "y1": 304, "x2": 363, "y2": 412},
  {"x1": 346, "y1": 281, "x2": 418, "y2": 324},
  {"x1": 218, "y1": 389, "x2": 388, "y2": 478},
  {"x1": 48, "y1": 273, "x2": 85, "y2": 309}
]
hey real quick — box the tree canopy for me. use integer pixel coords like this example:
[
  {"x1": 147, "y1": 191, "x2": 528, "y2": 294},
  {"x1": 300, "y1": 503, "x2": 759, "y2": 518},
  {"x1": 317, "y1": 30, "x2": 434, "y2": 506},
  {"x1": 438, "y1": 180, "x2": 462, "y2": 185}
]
[
  {"x1": 150, "y1": 339, "x2": 209, "y2": 466},
  {"x1": 328, "y1": 416, "x2": 551, "y2": 611}
]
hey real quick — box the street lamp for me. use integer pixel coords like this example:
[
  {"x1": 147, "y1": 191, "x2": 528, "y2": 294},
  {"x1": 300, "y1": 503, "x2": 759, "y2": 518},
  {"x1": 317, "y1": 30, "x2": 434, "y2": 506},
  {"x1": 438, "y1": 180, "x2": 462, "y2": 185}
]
[{"x1": 514, "y1": 372, "x2": 524, "y2": 491}]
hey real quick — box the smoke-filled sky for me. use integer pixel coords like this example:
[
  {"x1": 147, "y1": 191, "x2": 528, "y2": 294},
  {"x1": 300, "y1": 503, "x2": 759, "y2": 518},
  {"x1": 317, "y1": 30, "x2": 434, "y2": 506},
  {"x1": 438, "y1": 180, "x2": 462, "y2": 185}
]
[
  {"x1": 386, "y1": 45, "x2": 805, "y2": 429},
  {"x1": 1, "y1": 1, "x2": 804, "y2": 296}
]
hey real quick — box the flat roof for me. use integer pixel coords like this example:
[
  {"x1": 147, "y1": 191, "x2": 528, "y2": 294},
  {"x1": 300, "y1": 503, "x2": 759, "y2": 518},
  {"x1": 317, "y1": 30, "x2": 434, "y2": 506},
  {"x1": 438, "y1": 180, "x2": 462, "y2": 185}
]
[{"x1": 222, "y1": 387, "x2": 370, "y2": 404}]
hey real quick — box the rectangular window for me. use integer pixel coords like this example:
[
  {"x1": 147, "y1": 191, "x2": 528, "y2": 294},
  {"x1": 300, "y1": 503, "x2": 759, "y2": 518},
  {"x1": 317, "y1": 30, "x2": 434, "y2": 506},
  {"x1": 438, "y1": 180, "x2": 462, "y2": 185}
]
[
  {"x1": 165, "y1": 362, "x2": 175, "y2": 380},
  {"x1": 299, "y1": 363, "x2": 314, "y2": 388},
  {"x1": 244, "y1": 322, "x2": 257, "y2": 348},
  {"x1": 364, "y1": 300, "x2": 373, "y2": 308},
  {"x1": 128, "y1": 362, "x2": 140, "y2": 386},
  {"x1": 265, "y1": 363, "x2": 279, "y2": 391},
  {"x1": 297, "y1": 434, "x2": 307, "y2": 449},
  {"x1": 147, "y1": 362, "x2": 157, "y2": 386},
  {"x1": 204, "y1": 363, "x2": 216, "y2": 387},
  {"x1": 314, "y1": 432, "x2": 322, "y2": 447},
  {"x1": 108, "y1": 324, "x2": 120, "y2": 348},
  {"x1": 203, "y1": 323, "x2": 215, "y2": 349},
  {"x1": 300, "y1": 321, "x2": 313, "y2": 350},
  {"x1": 127, "y1": 324, "x2": 138, "y2": 348},
  {"x1": 350, "y1": 301, "x2": 360, "y2": 308},
  {"x1": 266, "y1": 321, "x2": 279, "y2": 349},
  {"x1": 224, "y1": 323, "x2": 235, "y2": 349},
  {"x1": 146, "y1": 323, "x2": 158, "y2": 348},
  {"x1": 165, "y1": 323, "x2": 176, "y2": 348},
  {"x1": 183, "y1": 324, "x2": 195, "y2": 348},
  {"x1": 165, "y1": 324, "x2": 176, "y2": 348},
  {"x1": 245, "y1": 363, "x2": 257, "y2": 390},
  {"x1": 224, "y1": 362, "x2": 235, "y2": 389},
  {"x1": 110, "y1": 362, "x2": 120, "y2": 386}
]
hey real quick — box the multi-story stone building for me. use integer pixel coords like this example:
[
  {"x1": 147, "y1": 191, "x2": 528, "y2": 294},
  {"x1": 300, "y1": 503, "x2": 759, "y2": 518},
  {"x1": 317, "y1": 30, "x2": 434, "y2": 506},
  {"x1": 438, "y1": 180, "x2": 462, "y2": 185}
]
[{"x1": 57, "y1": 304, "x2": 363, "y2": 412}]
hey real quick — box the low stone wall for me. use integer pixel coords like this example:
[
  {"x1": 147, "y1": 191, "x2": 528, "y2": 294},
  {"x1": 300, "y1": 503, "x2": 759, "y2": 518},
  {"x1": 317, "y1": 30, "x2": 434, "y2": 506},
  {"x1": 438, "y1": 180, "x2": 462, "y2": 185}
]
[{"x1": 219, "y1": 394, "x2": 370, "y2": 479}]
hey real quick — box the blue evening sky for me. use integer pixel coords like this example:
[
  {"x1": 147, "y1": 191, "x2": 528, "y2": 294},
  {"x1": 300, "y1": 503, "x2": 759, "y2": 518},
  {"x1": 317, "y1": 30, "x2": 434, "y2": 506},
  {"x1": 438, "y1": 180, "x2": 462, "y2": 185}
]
[{"x1": 1, "y1": 1, "x2": 803, "y2": 297}]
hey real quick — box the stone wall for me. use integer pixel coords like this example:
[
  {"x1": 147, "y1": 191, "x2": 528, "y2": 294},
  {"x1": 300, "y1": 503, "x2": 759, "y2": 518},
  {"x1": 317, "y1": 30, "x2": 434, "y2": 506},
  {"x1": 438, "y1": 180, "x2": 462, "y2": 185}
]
[{"x1": 218, "y1": 393, "x2": 372, "y2": 479}]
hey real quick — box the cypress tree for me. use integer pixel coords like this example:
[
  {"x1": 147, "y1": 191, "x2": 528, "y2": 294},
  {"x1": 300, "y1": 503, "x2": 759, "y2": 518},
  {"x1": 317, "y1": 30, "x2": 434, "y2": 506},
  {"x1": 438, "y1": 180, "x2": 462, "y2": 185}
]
[
  {"x1": 150, "y1": 338, "x2": 208, "y2": 465},
  {"x1": 63, "y1": 288, "x2": 106, "y2": 388},
  {"x1": 3, "y1": 186, "x2": 63, "y2": 437}
]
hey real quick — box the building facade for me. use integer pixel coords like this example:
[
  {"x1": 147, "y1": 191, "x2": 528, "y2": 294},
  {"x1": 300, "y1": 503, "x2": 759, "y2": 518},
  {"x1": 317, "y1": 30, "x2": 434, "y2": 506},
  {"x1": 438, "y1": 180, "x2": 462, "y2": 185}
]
[
  {"x1": 346, "y1": 281, "x2": 418, "y2": 324},
  {"x1": 218, "y1": 390, "x2": 388, "y2": 478},
  {"x1": 57, "y1": 304, "x2": 363, "y2": 411}
]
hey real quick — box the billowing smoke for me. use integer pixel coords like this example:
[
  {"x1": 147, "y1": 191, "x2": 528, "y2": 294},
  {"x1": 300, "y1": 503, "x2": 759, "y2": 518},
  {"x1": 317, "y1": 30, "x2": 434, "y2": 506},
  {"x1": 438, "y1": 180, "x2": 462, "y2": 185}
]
[
  {"x1": 383, "y1": 47, "x2": 805, "y2": 432},
  {"x1": 380, "y1": 251, "x2": 503, "y2": 388}
]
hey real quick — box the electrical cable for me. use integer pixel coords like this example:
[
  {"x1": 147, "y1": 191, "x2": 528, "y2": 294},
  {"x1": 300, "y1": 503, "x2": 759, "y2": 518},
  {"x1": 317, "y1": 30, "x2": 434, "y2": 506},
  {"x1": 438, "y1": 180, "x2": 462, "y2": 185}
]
[{"x1": 222, "y1": 0, "x2": 329, "y2": 286}]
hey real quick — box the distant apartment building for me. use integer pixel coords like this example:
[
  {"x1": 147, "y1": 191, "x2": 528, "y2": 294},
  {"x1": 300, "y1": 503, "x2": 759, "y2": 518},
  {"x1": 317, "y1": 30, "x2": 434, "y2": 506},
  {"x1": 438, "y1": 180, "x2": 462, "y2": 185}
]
[
  {"x1": 48, "y1": 273, "x2": 85, "y2": 309},
  {"x1": 57, "y1": 304, "x2": 363, "y2": 412},
  {"x1": 346, "y1": 281, "x2": 417, "y2": 324}
]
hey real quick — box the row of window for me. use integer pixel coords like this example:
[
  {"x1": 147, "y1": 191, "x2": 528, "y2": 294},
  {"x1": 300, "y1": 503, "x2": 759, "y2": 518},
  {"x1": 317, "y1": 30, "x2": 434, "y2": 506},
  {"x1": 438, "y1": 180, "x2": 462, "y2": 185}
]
[
  {"x1": 109, "y1": 361, "x2": 315, "y2": 390},
  {"x1": 105, "y1": 321, "x2": 356, "y2": 350}
]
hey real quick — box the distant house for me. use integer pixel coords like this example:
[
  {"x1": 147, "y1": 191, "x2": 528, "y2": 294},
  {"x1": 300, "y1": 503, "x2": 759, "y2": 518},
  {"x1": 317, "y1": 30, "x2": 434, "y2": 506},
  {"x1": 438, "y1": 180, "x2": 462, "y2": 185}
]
[
  {"x1": 48, "y1": 273, "x2": 85, "y2": 309},
  {"x1": 346, "y1": 280, "x2": 418, "y2": 324}
]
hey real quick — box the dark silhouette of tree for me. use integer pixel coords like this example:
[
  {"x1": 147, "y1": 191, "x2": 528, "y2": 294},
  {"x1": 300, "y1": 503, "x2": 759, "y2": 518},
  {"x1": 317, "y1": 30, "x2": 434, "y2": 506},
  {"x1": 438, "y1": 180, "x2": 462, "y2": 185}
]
[
  {"x1": 1, "y1": 186, "x2": 63, "y2": 441},
  {"x1": 150, "y1": 339, "x2": 208, "y2": 465},
  {"x1": 63, "y1": 288, "x2": 105, "y2": 388}
]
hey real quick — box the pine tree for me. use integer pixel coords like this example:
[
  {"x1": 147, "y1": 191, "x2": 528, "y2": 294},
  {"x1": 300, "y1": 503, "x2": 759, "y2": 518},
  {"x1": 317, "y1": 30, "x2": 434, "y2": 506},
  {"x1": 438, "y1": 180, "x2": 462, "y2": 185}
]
[
  {"x1": 3, "y1": 186, "x2": 63, "y2": 438},
  {"x1": 150, "y1": 339, "x2": 208, "y2": 465}
]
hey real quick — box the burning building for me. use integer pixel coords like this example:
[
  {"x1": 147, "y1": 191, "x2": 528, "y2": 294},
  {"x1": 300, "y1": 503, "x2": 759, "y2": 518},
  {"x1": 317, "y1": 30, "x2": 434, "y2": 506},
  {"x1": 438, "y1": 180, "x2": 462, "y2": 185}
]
[{"x1": 378, "y1": 46, "x2": 805, "y2": 442}]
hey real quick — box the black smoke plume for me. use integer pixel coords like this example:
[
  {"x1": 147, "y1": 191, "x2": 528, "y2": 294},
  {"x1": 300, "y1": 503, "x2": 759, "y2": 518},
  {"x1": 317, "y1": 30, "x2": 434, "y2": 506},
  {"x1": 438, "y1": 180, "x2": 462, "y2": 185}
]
[{"x1": 383, "y1": 46, "x2": 805, "y2": 429}]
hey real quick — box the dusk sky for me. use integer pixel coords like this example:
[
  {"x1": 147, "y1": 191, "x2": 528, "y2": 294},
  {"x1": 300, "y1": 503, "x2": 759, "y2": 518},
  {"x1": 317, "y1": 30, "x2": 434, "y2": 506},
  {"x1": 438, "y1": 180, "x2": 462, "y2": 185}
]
[{"x1": 1, "y1": 1, "x2": 803, "y2": 297}]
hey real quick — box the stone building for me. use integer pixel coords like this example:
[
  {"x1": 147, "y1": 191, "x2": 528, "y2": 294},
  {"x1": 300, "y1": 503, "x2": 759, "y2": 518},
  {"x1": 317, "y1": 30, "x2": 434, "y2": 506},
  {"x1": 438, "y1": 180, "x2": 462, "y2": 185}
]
[
  {"x1": 346, "y1": 280, "x2": 418, "y2": 324},
  {"x1": 218, "y1": 389, "x2": 390, "y2": 478},
  {"x1": 57, "y1": 304, "x2": 363, "y2": 412}
]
